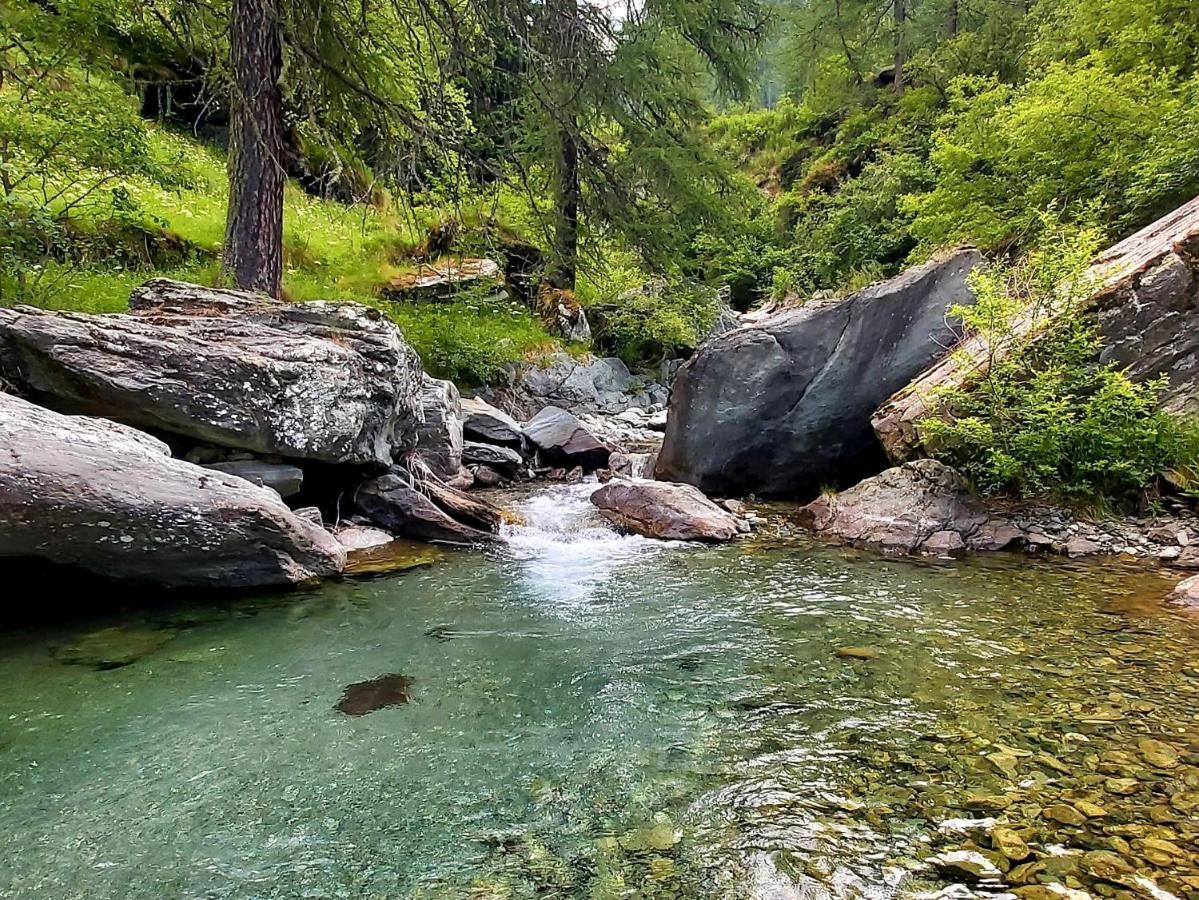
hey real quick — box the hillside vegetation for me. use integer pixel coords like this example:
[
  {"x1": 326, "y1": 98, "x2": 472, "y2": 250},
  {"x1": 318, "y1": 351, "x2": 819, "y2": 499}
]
[{"x1": 3, "y1": 0, "x2": 1199, "y2": 500}]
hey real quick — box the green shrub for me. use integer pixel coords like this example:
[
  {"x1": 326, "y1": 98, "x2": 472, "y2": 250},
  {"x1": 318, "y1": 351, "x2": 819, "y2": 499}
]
[{"x1": 921, "y1": 234, "x2": 1199, "y2": 502}]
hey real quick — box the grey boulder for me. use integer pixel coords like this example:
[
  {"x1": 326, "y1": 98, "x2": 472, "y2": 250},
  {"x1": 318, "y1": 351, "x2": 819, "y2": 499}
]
[
  {"x1": 0, "y1": 279, "x2": 423, "y2": 467},
  {"x1": 523, "y1": 406, "x2": 611, "y2": 470},
  {"x1": 353, "y1": 474, "x2": 497, "y2": 544},
  {"x1": 415, "y1": 375, "x2": 464, "y2": 477},
  {"x1": 462, "y1": 441, "x2": 524, "y2": 473},
  {"x1": 590, "y1": 480, "x2": 741, "y2": 542},
  {"x1": 461, "y1": 396, "x2": 523, "y2": 446},
  {"x1": 799, "y1": 459, "x2": 989, "y2": 554},
  {"x1": 0, "y1": 392, "x2": 345, "y2": 588},
  {"x1": 656, "y1": 249, "x2": 983, "y2": 497}
]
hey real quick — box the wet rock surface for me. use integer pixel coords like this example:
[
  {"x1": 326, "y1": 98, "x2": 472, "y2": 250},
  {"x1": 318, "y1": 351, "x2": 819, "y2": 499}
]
[
  {"x1": 0, "y1": 279, "x2": 424, "y2": 467},
  {"x1": 335, "y1": 673, "x2": 414, "y2": 715}
]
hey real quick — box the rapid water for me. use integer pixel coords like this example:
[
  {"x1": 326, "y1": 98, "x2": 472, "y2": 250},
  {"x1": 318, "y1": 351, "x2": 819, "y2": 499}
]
[{"x1": 0, "y1": 484, "x2": 1196, "y2": 899}]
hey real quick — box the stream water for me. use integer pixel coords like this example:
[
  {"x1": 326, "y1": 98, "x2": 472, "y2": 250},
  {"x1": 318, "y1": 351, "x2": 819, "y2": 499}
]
[{"x1": 1, "y1": 484, "x2": 1197, "y2": 899}]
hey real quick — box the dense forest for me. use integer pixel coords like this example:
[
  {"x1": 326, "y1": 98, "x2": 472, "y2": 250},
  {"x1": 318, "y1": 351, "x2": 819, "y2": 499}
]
[{"x1": 3, "y1": 0, "x2": 1199, "y2": 501}]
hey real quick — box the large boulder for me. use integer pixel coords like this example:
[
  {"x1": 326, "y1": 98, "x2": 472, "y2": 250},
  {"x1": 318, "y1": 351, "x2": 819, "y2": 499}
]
[
  {"x1": 523, "y1": 406, "x2": 611, "y2": 470},
  {"x1": 655, "y1": 249, "x2": 982, "y2": 498},
  {"x1": 0, "y1": 393, "x2": 345, "y2": 587},
  {"x1": 0, "y1": 279, "x2": 423, "y2": 467},
  {"x1": 798, "y1": 459, "x2": 990, "y2": 554},
  {"x1": 590, "y1": 480, "x2": 741, "y2": 542},
  {"x1": 497, "y1": 352, "x2": 668, "y2": 417},
  {"x1": 414, "y1": 375, "x2": 464, "y2": 477}
]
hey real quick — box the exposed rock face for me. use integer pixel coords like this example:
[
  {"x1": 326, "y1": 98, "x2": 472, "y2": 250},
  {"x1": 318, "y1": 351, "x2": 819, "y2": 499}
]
[
  {"x1": 0, "y1": 279, "x2": 423, "y2": 467},
  {"x1": 874, "y1": 196, "x2": 1199, "y2": 461},
  {"x1": 0, "y1": 392, "x2": 345, "y2": 587},
  {"x1": 523, "y1": 406, "x2": 611, "y2": 470},
  {"x1": 415, "y1": 375, "x2": 464, "y2": 477},
  {"x1": 494, "y1": 352, "x2": 669, "y2": 417},
  {"x1": 799, "y1": 460, "x2": 990, "y2": 554},
  {"x1": 590, "y1": 480, "x2": 741, "y2": 542},
  {"x1": 461, "y1": 396, "x2": 523, "y2": 446},
  {"x1": 353, "y1": 473, "x2": 497, "y2": 544},
  {"x1": 656, "y1": 249, "x2": 983, "y2": 498}
]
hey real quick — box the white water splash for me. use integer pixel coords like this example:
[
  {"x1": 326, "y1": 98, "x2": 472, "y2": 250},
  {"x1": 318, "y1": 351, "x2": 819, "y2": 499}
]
[{"x1": 499, "y1": 481, "x2": 682, "y2": 605}]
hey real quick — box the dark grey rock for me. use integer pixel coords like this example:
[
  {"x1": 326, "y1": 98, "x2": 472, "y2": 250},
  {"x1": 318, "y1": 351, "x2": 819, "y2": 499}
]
[
  {"x1": 0, "y1": 392, "x2": 345, "y2": 587},
  {"x1": 0, "y1": 279, "x2": 423, "y2": 467},
  {"x1": 203, "y1": 460, "x2": 304, "y2": 498},
  {"x1": 655, "y1": 250, "x2": 983, "y2": 497},
  {"x1": 462, "y1": 440, "x2": 524, "y2": 472},
  {"x1": 461, "y1": 396, "x2": 523, "y2": 446},
  {"x1": 523, "y1": 405, "x2": 611, "y2": 470},
  {"x1": 353, "y1": 474, "x2": 496, "y2": 544}
]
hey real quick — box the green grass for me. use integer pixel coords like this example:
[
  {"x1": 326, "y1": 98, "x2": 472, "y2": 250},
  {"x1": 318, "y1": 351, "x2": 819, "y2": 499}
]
[{"x1": 3, "y1": 125, "x2": 558, "y2": 384}]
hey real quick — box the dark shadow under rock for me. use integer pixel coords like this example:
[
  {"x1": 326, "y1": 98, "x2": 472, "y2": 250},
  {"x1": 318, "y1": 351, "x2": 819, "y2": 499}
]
[{"x1": 335, "y1": 673, "x2": 414, "y2": 716}]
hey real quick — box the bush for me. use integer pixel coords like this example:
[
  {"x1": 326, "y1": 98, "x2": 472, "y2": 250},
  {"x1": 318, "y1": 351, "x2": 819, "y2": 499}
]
[{"x1": 921, "y1": 234, "x2": 1199, "y2": 502}]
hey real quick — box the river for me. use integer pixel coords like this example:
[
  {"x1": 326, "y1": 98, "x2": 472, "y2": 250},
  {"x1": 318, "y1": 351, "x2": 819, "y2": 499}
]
[{"x1": 1, "y1": 483, "x2": 1196, "y2": 899}]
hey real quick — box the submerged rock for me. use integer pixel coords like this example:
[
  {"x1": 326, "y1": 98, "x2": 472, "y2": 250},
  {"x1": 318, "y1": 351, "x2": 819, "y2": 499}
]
[
  {"x1": 53, "y1": 626, "x2": 175, "y2": 670},
  {"x1": 342, "y1": 539, "x2": 442, "y2": 577},
  {"x1": 656, "y1": 249, "x2": 982, "y2": 497},
  {"x1": 0, "y1": 393, "x2": 346, "y2": 588},
  {"x1": 799, "y1": 460, "x2": 989, "y2": 554},
  {"x1": 0, "y1": 279, "x2": 424, "y2": 466},
  {"x1": 335, "y1": 673, "x2": 414, "y2": 716},
  {"x1": 590, "y1": 480, "x2": 741, "y2": 542}
]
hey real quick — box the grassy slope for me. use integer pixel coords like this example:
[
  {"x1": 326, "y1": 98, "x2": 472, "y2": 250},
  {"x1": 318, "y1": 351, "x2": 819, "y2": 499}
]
[{"x1": 8, "y1": 126, "x2": 558, "y2": 385}]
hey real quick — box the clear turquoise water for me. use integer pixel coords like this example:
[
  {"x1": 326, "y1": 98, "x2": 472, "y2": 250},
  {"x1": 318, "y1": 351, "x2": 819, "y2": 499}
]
[{"x1": 0, "y1": 484, "x2": 1194, "y2": 899}]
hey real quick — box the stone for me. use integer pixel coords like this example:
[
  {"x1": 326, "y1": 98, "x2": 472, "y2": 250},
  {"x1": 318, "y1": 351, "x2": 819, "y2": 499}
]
[
  {"x1": 334, "y1": 525, "x2": 394, "y2": 551},
  {"x1": 471, "y1": 465, "x2": 505, "y2": 487},
  {"x1": 799, "y1": 460, "x2": 990, "y2": 554},
  {"x1": 53, "y1": 626, "x2": 176, "y2": 670},
  {"x1": 1065, "y1": 537, "x2": 1105, "y2": 558},
  {"x1": 991, "y1": 826, "x2": 1031, "y2": 862},
  {"x1": 293, "y1": 506, "x2": 323, "y2": 526},
  {"x1": 0, "y1": 392, "x2": 345, "y2": 588},
  {"x1": 590, "y1": 480, "x2": 741, "y2": 542},
  {"x1": 968, "y1": 523, "x2": 1024, "y2": 552},
  {"x1": 1073, "y1": 800, "x2": 1107, "y2": 818},
  {"x1": 507, "y1": 352, "x2": 667, "y2": 417},
  {"x1": 655, "y1": 249, "x2": 982, "y2": 497},
  {"x1": 353, "y1": 474, "x2": 499, "y2": 544},
  {"x1": 342, "y1": 539, "x2": 442, "y2": 577},
  {"x1": 1168, "y1": 546, "x2": 1199, "y2": 569},
  {"x1": 415, "y1": 375, "x2": 464, "y2": 477},
  {"x1": 380, "y1": 257, "x2": 502, "y2": 302},
  {"x1": 0, "y1": 279, "x2": 423, "y2": 467},
  {"x1": 1043, "y1": 804, "x2": 1088, "y2": 826},
  {"x1": 722, "y1": 499, "x2": 747, "y2": 515},
  {"x1": 1136, "y1": 738, "x2": 1180, "y2": 769},
  {"x1": 1081, "y1": 850, "x2": 1135, "y2": 883},
  {"x1": 522, "y1": 405, "x2": 611, "y2": 470},
  {"x1": 923, "y1": 530, "x2": 966, "y2": 555},
  {"x1": 461, "y1": 396, "x2": 524, "y2": 446},
  {"x1": 1167, "y1": 574, "x2": 1199, "y2": 608},
  {"x1": 462, "y1": 441, "x2": 525, "y2": 473},
  {"x1": 416, "y1": 471, "x2": 504, "y2": 533},
  {"x1": 203, "y1": 460, "x2": 304, "y2": 498},
  {"x1": 927, "y1": 850, "x2": 1003, "y2": 881},
  {"x1": 1105, "y1": 778, "x2": 1140, "y2": 796},
  {"x1": 335, "y1": 673, "x2": 414, "y2": 716},
  {"x1": 836, "y1": 646, "x2": 882, "y2": 660}
]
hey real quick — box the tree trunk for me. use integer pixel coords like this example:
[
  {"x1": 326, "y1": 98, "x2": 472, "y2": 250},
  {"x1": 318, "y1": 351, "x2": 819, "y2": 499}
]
[
  {"x1": 947, "y1": 0, "x2": 959, "y2": 37},
  {"x1": 224, "y1": 0, "x2": 284, "y2": 298},
  {"x1": 893, "y1": 0, "x2": 907, "y2": 96},
  {"x1": 551, "y1": 125, "x2": 580, "y2": 291}
]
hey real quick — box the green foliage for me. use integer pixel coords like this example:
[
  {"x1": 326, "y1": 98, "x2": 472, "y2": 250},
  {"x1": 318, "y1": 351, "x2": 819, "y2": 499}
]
[{"x1": 921, "y1": 234, "x2": 1199, "y2": 501}]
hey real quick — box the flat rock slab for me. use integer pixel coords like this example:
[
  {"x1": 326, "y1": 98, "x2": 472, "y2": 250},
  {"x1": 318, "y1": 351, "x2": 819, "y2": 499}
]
[
  {"x1": 590, "y1": 480, "x2": 741, "y2": 542},
  {"x1": 381, "y1": 257, "x2": 502, "y2": 302},
  {"x1": 462, "y1": 441, "x2": 524, "y2": 472},
  {"x1": 656, "y1": 249, "x2": 982, "y2": 497},
  {"x1": 203, "y1": 460, "x2": 304, "y2": 498},
  {"x1": 0, "y1": 279, "x2": 423, "y2": 467},
  {"x1": 0, "y1": 392, "x2": 345, "y2": 588},
  {"x1": 461, "y1": 396, "x2": 524, "y2": 446}
]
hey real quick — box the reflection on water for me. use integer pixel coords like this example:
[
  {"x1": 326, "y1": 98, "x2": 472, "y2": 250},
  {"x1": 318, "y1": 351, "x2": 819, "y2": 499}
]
[{"x1": 0, "y1": 484, "x2": 1196, "y2": 899}]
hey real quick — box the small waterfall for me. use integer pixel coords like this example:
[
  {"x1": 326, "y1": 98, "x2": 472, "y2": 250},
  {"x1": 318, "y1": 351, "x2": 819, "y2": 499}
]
[{"x1": 499, "y1": 481, "x2": 679, "y2": 604}]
